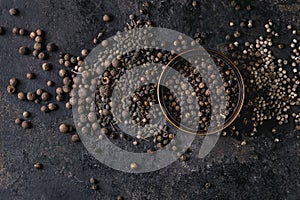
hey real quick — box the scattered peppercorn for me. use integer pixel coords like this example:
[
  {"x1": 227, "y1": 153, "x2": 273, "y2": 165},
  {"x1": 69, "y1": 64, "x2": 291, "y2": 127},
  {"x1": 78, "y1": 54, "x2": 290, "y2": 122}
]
[
  {"x1": 9, "y1": 78, "x2": 18, "y2": 86},
  {"x1": 36, "y1": 29, "x2": 43, "y2": 36},
  {"x1": 7, "y1": 85, "x2": 16, "y2": 93},
  {"x1": 15, "y1": 118, "x2": 23, "y2": 125},
  {"x1": 42, "y1": 63, "x2": 52, "y2": 71},
  {"x1": 130, "y1": 162, "x2": 137, "y2": 170},
  {"x1": 19, "y1": 28, "x2": 26, "y2": 36},
  {"x1": 9, "y1": 8, "x2": 19, "y2": 16},
  {"x1": 41, "y1": 92, "x2": 51, "y2": 101},
  {"x1": 12, "y1": 27, "x2": 19, "y2": 34},
  {"x1": 46, "y1": 80, "x2": 55, "y2": 87},
  {"x1": 34, "y1": 163, "x2": 43, "y2": 169},
  {"x1": 81, "y1": 49, "x2": 89, "y2": 57},
  {"x1": 59, "y1": 69, "x2": 67, "y2": 77},
  {"x1": 89, "y1": 178, "x2": 97, "y2": 184},
  {"x1": 47, "y1": 103, "x2": 57, "y2": 111},
  {"x1": 71, "y1": 134, "x2": 80, "y2": 142},
  {"x1": 17, "y1": 92, "x2": 26, "y2": 100},
  {"x1": 21, "y1": 121, "x2": 31, "y2": 129},
  {"x1": 46, "y1": 42, "x2": 58, "y2": 52},
  {"x1": 117, "y1": 196, "x2": 124, "y2": 200},
  {"x1": 26, "y1": 92, "x2": 37, "y2": 101},
  {"x1": 35, "y1": 36, "x2": 43, "y2": 43},
  {"x1": 103, "y1": 14, "x2": 111, "y2": 22},
  {"x1": 23, "y1": 111, "x2": 30, "y2": 118},
  {"x1": 38, "y1": 52, "x2": 47, "y2": 60},
  {"x1": 19, "y1": 46, "x2": 29, "y2": 55},
  {"x1": 0, "y1": 26, "x2": 5, "y2": 35},
  {"x1": 34, "y1": 43, "x2": 42, "y2": 51},
  {"x1": 26, "y1": 72, "x2": 35, "y2": 80},
  {"x1": 59, "y1": 123, "x2": 69, "y2": 133},
  {"x1": 91, "y1": 184, "x2": 98, "y2": 191},
  {"x1": 56, "y1": 94, "x2": 65, "y2": 102},
  {"x1": 29, "y1": 31, "x2": 36, "y2": 39},
  {"x1": 40, "y1": 105, "x2": 49, "y2": 113}
]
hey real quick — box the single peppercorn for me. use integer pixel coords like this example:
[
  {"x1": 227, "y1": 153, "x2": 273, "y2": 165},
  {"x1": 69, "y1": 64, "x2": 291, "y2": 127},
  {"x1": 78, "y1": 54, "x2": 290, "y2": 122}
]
[
  {"x1": 38, "y1": 52, "x2": 47, "y2": 60},
  {"x1": 63, "y1": 77, "x2": 72, "y2": 85},
  {"x1": 89, "y1": 178, "x2": 97, "y2": 184},
  {"x1": 23, "y1": 111, "x2": 30, "y2": 118},
  {"x1": 42, "y1": 63, "x2": 52, "y2": 71},
  {"x1": 56, "y1": 87, "x2": 63, "y2": 95},
  {"x1": 26, "y1": 72, "x2": 35, "y2": 80},
  {"x1": 46, "y1": 80, "x2": 54, "y2": 87},
  {"x1": 47, "y1": 103, "x2": 57, "y2": 111},
  {"x1": 56, "y1": 94, "x2": 65, "y2": 102},
  {"x1": 100, "y1": 127, "x2": 109, "y2": 135},
  {"x1": 9, "y1": 78, "x2": 18, "y2": 86},
  {"x1": 9, "y1": 8, "x2": 19, "y2": 16},
  {"x1": 81, "y1": 49, "x2": 89, "y2": 57},
  {"x1": 34, "y1": 43, "x2": 42, "y2": 51},
  {"x1": 34, "y1": 163, "x2": 43, "y2": 169},
  {"x1": 59, "y1": 69, "x2": 67, "y2": 77},
  {"x1": 130, "y1": 162, "x2": 137, "y2": 170},
  {"x1": 91, "y1": 184, "x2": 98, "y2": 191},
  {"x1": 19, "y1": 46, "x2": 29, "y2": 55},
  {"x1": 21, "y1": 121, "x2": 31, "y2": 129},
  {"x1": 0, "y1": 26, "x2": 5, "y2": 35},
  {"x1": 117, "y1": 196, "x2": 124, "y2": 200},
  {"x1": 102, "y1": 14, "x2": 111, "y2": 22},
  {"x1": 36, "y1": 89, "x2": 44, "y2": 96},
  {"x1": 36, "y1": 29, "x2": 43, "y2": 36},
  {"x1": 64, "y1": 54, "x2": 71, "y2": 61},
  {"x1": 35, "y1": 35, "x2": 43, "y2": 43},
  {"x1": 71, "y1": 134, "x2": 80, "y2": 142},
  {"x1": 66, "y1": 102, "x2": 72, "y2": 109},
  {"x1": 7, "y1": 85, "x2": 16, "y2": 93},
  {"x1": 29, "y1": 31, "x2": 36, "y2": 39},
  {"x1": 40, "y1": 105, "x2": 49, "y2": 113},
  {"x1": 64, "y1": 60, "x2": 71, "y2": 68},
  {"x1": 19, "y1": 28, "x2": 26, "y2": 36},
  {"x1": 32, "y1": 50, "x2": 39, "y2": 57},
  {"x1": 41, "y1": 92, "x2": 51, "y2": 101},
  {"x1": 59, "y1": 123, "x2": 69, "y2": 133},
  {"x1": 15, "y1": 118, "x2": 23, "y2": 125},
  {"x1": 46, "y1": 42, "x2": 58, "y2": 52},
  {"x1": 17, "y1": 92, "x2": 26, "y2": 100},
  {"x1": 62, "y1": 85, "x2": 71, "y2": 93},
  {"x1": 26, "y1": 92, "x2": 37, "y2": 101},
  {"x1": 12, "y1": 27, "x2": 19, "y2": 34}
]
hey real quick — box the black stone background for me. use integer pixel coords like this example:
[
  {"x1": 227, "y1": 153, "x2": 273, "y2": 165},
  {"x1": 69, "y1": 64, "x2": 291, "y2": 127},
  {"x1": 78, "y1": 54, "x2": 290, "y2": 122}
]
[{"x1": 0, "y1": 0, "x2": 300, "y2": 199}]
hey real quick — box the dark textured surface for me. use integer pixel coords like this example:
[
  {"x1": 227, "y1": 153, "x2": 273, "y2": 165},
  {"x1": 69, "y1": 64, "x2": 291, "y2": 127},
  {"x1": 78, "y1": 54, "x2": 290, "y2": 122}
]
[{"x1": 0, "y1": 0, "x2": 300, "y2": 199}]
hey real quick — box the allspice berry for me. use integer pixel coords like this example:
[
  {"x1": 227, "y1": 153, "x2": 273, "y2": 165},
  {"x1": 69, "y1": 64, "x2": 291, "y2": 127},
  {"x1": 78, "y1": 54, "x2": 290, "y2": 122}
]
[
  {"x1": 40, "y1": 105, "x2": 49, "y2": 113},
  {"x1": 59, "y1": 123, "x2": 69, "y2": 133},
  {"x1": 47, "y1": 103, "x2": 57, "y2": 111},
  {"x1": 34, "y1": 163, "x2": 43, "y2": 169},
  {"x1": 46, "y1": 80, "x2": 54, "y2": 87},
  {"x1": 9, "y1": 78, "x2": 18, "y2": 86},
  {"x1": 27, "y1": 92, "x2": 37, "y2": 101},
  {"x1": 23, "y1": 111, "x2": 30, "y2": 118},
  {"x1": 102, "y1": 14, "x2": 111, "y2": 22},
  {"x1": 41, "y1": 92, "x2": 51, "y2": 101},
  {"x1": 59, "y1": 69, "x2": 67, "y2": 77},
  {"x1": 0, "y1": 26, "x2": 5, "y2": 35},
  {"x1": 42, "y1": 63, "x2": 52, "y2": 71},
  {"x1": 29, "y1": 31, "x2": 36, "y2": 39},
  {"x1": 36, "y1": 29, "x2": 43, "y2": 36},
  {"x1": 71, "y1": 134, "x2": 80, "y2": 142},
  {"x1": 81, "y1": 49, "x2": 89, "y2": 57},
  {"x1": 7, "y1": 85, "x2": 16, "y2": 93},
  {"x1": 9, "y1": 8, "x2": 19, "y2": 16},
  {"x1": 15, "y1": 118, "x2": 23, "y2": 125},
  {"x1": 17, "y1": 92, "x2": 26, "y2": 100},
  {"x1": 12, "y1": 27, "x2": 19, "y2": 34},
  {"x1": 26, "y1": 72, "x2": 35, "y2": 80},
  {"x1": 19, "y1": 46, "x2": 29, "y2": 55},
  {"x1": 46, "y1": 42, "x2": 58, "y2": 52},
  {"x1": 21, "y1": 121, "x2": 31, "y2": 129}
]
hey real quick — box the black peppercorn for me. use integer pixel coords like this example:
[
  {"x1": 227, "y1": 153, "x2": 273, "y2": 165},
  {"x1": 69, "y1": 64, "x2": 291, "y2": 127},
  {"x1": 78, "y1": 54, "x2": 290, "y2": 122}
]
[
  {"x1": 46, "y1": 42, "x2": 58, "y2": 52},
  {"x1": 48, "y1": 103, "x2": 57, "y2": 111},
  {"x1": 15, "y1": 118, "x2": 23, "y2": 125},
  {"x1": 9, "y1": 78, "x2": 18, "y2": 86},
  {"x1": 23, "y1": 111, "x2": 30, "y2": 118},
  {"x1": 29, "y1": 32, "x2": 36, "y2": 39},
  {"x1": 36, "y1": 29, "x2": 43, "y2": 36},
  {"x1": 71, "y1": 134, "x2": 80, "y2": 142},
  {"x1": 12, "y1": 27, "x2": 19, "y2": 34},
  {"x1": 19, "y1": 46, "x2": 29, "y2": 55},
  {"x1": 0, "y1": 26, "x2": 5, "y2": 35},
  {"x1": 89, "y1": 178, "x2": 97, "y2": 184},
  {"x1": 59, "y1": 123, "x2": 69, "y2": 133},
  {"x1": 40, "y1": 105, "x2": 49, "y2": 113},
  {"x1": 19, "y1": 28, "x2": 26, "y2": 36},
  {"x1": 42, "y1": 63, "x2": 52, "y2": 71},
  {"x1": 9, "y1": 8, "x2": 19, "y2": 16},
  {"x1": 17, "y1": 92, "x2": 26, "y2": 100},
  {"x1": 46, "y1": 80, "x2": 54, "y2": 87},
  {"x1": 34, "y1": 43, "x2": 42, "y2": 51},
  {"x1": 81, "y1": 49, "x2": 89, "y2": 57},
  {"x1": 26, "y1": 72, "x2": 35, "y2": 80},
  {"x1": 7, "y1": 85, "x2": 16, "y2": 93},
  {"x1": 41, "y1": 92, "x2": 51, "y2": 101},
  {"x1": 27, "y1": 92, "x2": 37, "y2": 101},
  {"x1": 56, "y1": 94, "x2": 65, "y2": 102},
  {"x1": 21, "y1": 121, "x2": 31, "y2": 129},
  {"x1": 59, "y1": 69, "x2": 67, "y2": 77},
  {"x1": 32, "y1": 50, "x2": 39, "y2": 57},
  {"x1": 38, "y1": 52, "x2": 47, "y2": 60},
  {"x1": 35, "y1": 36, "x2": 43, "y2": 43},
  {"x1": 36, "y1": 89, "x2": 44, "y2": 96},
  {"x1": 34, "y1": 163, "x2": 43, "y2": 169}
]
